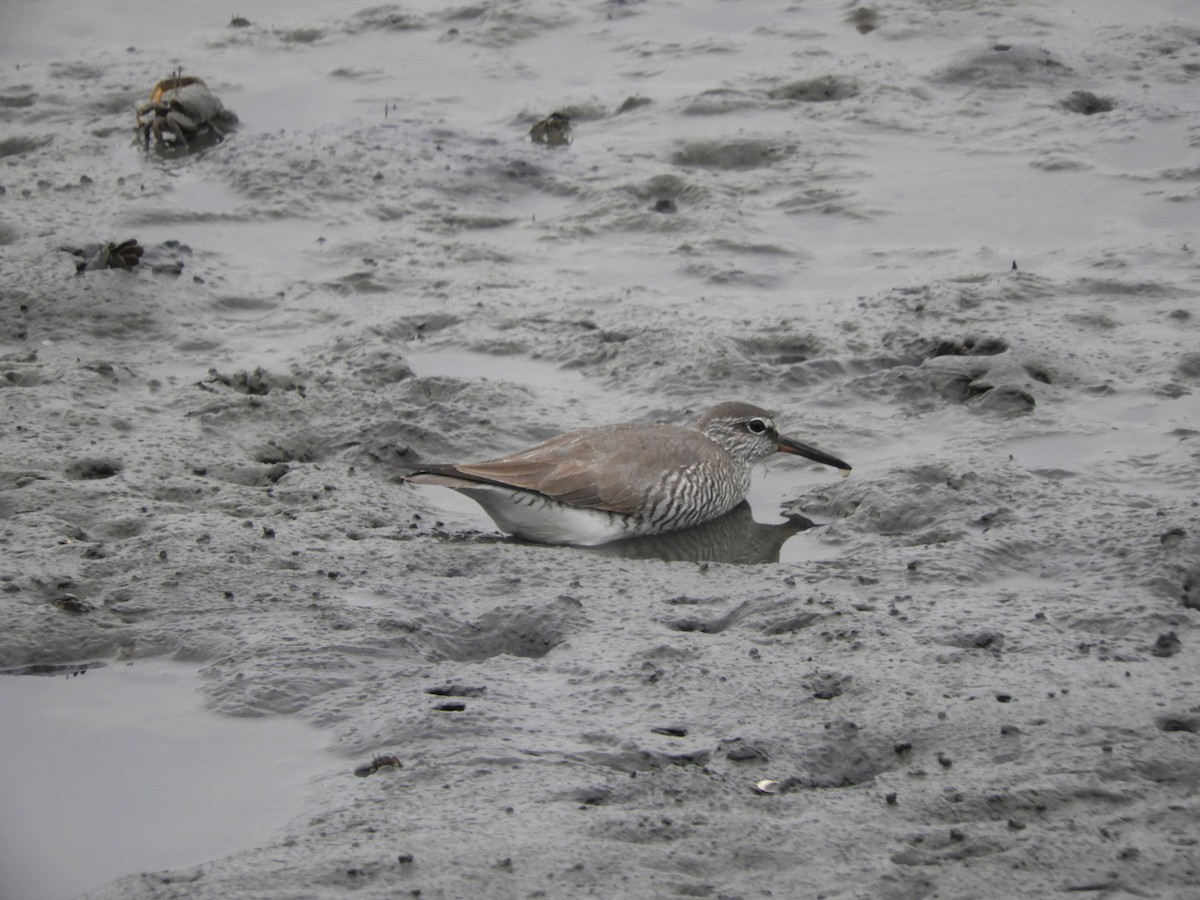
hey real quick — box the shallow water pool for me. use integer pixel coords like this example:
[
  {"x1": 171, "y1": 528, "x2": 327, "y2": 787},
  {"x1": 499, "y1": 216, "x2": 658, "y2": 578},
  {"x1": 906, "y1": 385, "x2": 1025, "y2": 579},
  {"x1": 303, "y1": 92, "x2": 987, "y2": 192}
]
[{"x1": 0, "y1": 658, "x2": 331, "y2": 900}]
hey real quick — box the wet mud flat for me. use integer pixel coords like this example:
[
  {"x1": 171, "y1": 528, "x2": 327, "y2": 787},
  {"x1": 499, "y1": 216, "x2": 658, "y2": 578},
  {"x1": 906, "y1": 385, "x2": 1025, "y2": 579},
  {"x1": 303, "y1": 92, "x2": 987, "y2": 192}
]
[{"x1": 2, "y1": 0, "x2": 1200, "y2": 897}]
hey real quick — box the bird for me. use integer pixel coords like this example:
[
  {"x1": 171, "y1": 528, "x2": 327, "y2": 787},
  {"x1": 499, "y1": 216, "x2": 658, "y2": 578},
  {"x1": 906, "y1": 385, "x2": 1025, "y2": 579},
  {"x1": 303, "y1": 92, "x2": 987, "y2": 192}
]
[{"x1": 397, "y1": 401, "x2": 851, "y2": 547}]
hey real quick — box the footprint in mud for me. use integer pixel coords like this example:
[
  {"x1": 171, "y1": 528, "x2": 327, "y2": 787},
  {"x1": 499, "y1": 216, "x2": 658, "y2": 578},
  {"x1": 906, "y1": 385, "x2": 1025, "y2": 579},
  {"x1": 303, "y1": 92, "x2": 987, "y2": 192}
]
[
  {"x1": 421, "y1": 597, "x2": 582, "y2": 662},
  {"x1": 804, "y1": 670, "x2": 851, "y2": 700},
  {"x1": 663, "y1": 598, "x2": 758, "y2": 635},
  {"x1": 64, "y1": 458, "x2": 123, "y2": 480},
  {"x1": 891, "y1": 829, "x2": 1006, "y2": 866}
]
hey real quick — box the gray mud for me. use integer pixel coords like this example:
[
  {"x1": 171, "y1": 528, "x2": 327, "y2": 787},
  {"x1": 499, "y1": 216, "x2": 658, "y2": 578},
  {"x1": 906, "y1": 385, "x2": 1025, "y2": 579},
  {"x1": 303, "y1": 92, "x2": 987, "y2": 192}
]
[{"x1": 2, "y1": 0, "x2": 1199, "y2": 898}]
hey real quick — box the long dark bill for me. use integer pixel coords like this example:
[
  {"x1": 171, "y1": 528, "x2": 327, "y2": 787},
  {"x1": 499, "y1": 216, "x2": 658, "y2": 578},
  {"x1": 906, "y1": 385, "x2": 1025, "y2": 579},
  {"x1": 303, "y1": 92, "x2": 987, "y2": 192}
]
[{"x1": 776, "y1": 436, "x2": 851, "y2": 472}]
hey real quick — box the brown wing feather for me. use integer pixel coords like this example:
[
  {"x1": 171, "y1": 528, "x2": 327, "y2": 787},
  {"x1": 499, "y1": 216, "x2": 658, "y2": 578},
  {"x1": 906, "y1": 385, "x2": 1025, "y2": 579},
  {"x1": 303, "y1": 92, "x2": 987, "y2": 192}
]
[{"x1": 405, "y1": 423, "x2": 724, "y2": 517}]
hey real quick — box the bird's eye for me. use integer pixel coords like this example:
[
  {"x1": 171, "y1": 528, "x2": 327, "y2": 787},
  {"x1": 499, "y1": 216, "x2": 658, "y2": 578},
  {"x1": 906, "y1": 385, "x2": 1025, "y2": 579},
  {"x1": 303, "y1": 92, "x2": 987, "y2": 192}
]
[{"x1": 747, "y1": 418, "x2": 769, "y2": 434}]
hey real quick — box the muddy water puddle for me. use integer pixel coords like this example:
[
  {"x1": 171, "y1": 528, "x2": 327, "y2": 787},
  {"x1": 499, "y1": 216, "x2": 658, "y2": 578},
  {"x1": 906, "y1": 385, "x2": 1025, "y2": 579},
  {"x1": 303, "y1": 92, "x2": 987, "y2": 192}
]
[
  {"x1": 402, "y1": 346, "x2": 599, "y2": 392},
  {"x1": 0, "y1": 658, "x2": 331, "y2": 900}
]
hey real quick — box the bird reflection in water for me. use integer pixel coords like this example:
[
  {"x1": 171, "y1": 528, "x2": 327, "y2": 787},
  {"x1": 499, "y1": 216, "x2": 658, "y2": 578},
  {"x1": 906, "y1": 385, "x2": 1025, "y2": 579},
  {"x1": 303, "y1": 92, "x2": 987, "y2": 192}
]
[{"x1": 582, "y1": 503, "x2": 817, "y2": 564}]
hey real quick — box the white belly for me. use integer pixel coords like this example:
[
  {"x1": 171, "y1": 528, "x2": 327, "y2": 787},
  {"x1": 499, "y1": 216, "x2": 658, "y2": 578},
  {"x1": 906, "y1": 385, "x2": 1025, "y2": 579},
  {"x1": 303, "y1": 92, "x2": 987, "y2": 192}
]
[{"x1": 416, "y1": 483, "x2": 649, "y2": 546}]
